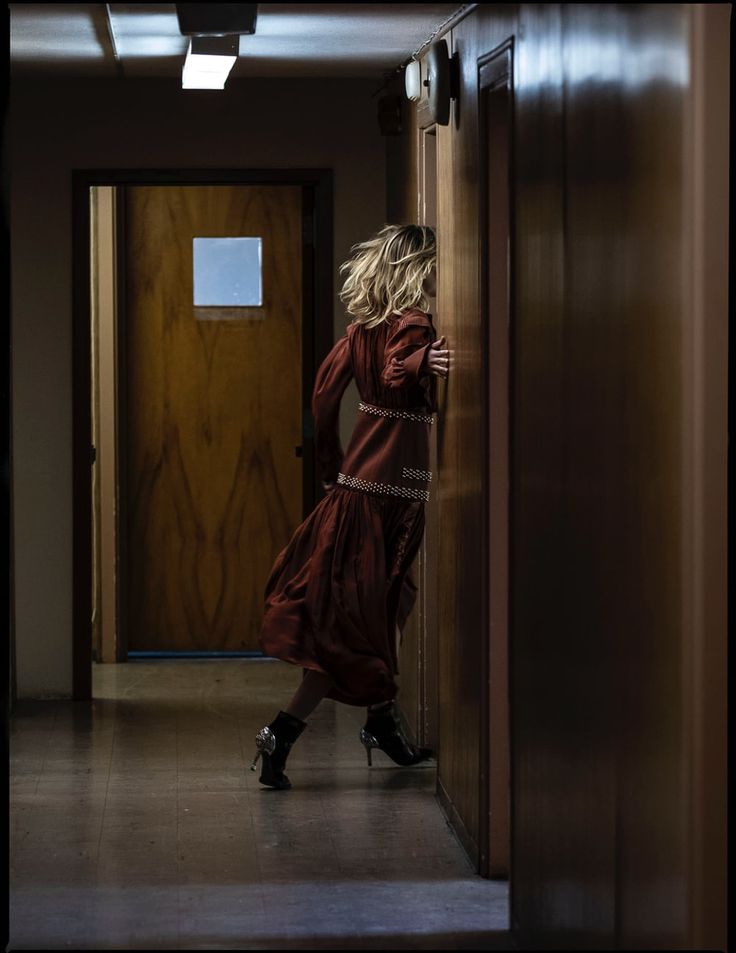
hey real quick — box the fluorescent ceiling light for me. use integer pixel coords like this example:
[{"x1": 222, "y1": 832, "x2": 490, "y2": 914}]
[{"x1": 182, "y1": 34, "x2": 238, "y2": 90}]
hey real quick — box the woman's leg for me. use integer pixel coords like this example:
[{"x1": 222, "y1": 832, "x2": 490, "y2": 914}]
[
  {"x1": 367, "y1": 623, "x2": 401, "y2": 714},
  {"x1": 284, "y1": 668, "x2": 335, "y2": 722}
]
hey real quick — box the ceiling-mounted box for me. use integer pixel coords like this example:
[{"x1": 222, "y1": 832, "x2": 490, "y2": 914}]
[{"x1": 176, "y1": 4, "x2": 258, "y2": 36}]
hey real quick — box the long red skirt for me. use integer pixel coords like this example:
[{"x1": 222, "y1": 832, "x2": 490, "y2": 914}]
[{"x1": 258, "y1": 484, "x2": 425, "y2": 707}]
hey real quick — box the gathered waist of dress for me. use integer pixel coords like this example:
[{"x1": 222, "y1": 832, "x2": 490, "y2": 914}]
[
  {"x1": 357, "y1": 400, "x2": 435, "y2": 423},
  {"x1": 339, "y1": 402, "x2": 433, "y2": 502}
]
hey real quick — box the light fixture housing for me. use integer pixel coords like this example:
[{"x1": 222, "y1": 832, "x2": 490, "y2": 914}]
[
  {"x1": 182, "y1": 34, "x2": 238, "y2": 90},
  {"x1": 176, "y1": 4, "x2": 258, "y2": 37},
  {"x1": 404, "y1": 59, "x2": 422, "y2": 101}
]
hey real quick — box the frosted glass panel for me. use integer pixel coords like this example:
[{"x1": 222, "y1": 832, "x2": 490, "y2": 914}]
[{"x1": 193, "y1": 237, "x2": 262, "y2": 306}]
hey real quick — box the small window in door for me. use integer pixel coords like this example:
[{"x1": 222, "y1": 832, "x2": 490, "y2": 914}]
[{"x1": 193, "y1": 237, "x2": 262, "y2": 307}]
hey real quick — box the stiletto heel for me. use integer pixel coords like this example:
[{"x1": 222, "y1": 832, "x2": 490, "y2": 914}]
[{"x1": 359, "y1": 727, "x2": 378, "y2": 766}]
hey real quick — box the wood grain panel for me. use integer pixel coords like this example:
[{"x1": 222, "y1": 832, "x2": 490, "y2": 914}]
[
  {"x1": 124, "y1": 185, "x2": 302, "y2": 652},
  {"x1": 438, "y1": 7, "x2": 518, "y2": 875},
  {"x1": 417, "y1": 122, "x2": 440, "y2": 750},
  {"x1": 396, "y1": 104, "x2": 440, "y2": 752},
  {"x1": 480, "y1": 48, "x2": 512, "y2": 880},
  {"x1": 387, "y1": 4, "x2": 726, "y2": 945},
  {"x1": 511, "y1": 3, "x2": 698, "y2": 947},
  {"x1": 577, "y1": 6, "x2": 689, "y2": 945},
  {"x1": 393, "y1": 96, "x2": 422, "y2": 745},
  {"x1": 511, "y1": 4, "x2": 617, "y2": 941}
]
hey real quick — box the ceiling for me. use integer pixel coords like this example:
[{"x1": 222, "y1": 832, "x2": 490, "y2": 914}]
[{"x1": 9, "y1": 3, "x2": 463, "y2": 80}]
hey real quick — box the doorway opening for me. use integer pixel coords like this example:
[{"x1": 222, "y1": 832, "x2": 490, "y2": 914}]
[{"x1": 74, "y1": 170, "x2": 333, "y2": 699}]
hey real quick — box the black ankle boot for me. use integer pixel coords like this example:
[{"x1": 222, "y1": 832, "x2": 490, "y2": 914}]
[
  {"x1": 250, "y1": 710, "x2": 308, "y2": 789},
  {"x1": 359, "y1": 702, "x2": 433, "y2": 767}
]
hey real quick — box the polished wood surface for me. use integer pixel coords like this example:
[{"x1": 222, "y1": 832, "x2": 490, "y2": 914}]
[
  {"x1": 390, "y1": 2, "x2": 726, "y2": 949},
  {"x1": 417, "y1": 122, "x2": 440, "y2": 753},
  {"x1": 124, "y1": 185, "x2": 302, "y2": 652},
  {"x1": 395, "y1": 105, "x2": 440, "y2": 756},
  {"x1": 480, "y1": 47, "x2": 512, "y2": 880},
  {"x1": 438, "y1": 8, "x2": 520, "y2": 877}
]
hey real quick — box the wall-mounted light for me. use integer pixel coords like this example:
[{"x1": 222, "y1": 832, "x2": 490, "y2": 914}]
[
  {"x1": 182, "y1": 34, "x2": 238, "y2": 89},
  {"x1": 404, "y1": 59, "x2": 422, "y2": 102}
]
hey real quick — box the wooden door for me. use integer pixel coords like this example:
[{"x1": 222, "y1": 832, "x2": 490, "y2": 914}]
[{"x1": 123, "y1": 184, "x2": 303, "y2": 652}]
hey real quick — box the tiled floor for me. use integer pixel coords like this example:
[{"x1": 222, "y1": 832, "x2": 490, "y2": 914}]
[{"x1": 9, "y1": 659, "x2": 512, "y2": 950}]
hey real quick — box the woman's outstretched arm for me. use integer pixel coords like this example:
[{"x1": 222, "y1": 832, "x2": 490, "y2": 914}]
[{"x1": 311, "y1": 332, "x2": 354, "y2": 487}]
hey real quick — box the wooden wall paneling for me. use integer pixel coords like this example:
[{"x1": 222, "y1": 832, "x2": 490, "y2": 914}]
[
  {"x1": 479, "y1": 43, "x2": 513, "y2": 881},
  {"x1": 441, "y1": 13, "x2": 484, "y2": 867},
  {"x1": 682, "y1": 6, "x2": 729, "y2": 948},
  {"x1": 433, "y1": 4, "x2": 519, "y2": 875},
  {"x1": 417, "y1": 114, "x2": 439, "y2": 750},
  {"x1": 511, "y1": 3, "x2": 618, "y2": 943},
  {"x1": 394, "y1": 89, "x2": 421, "y2": 742},
  {"x1": 599, "y1": 5, "x2": 689, "y2": 947},
  {"x1": 510, "y1": 3, "x2": 694, "y2": 947},
  {"x1": 388, "y1": 4, "x2": 726, "y2": 945},
  {"x1": 386, "y1": 84, "x2": 422, "y2": 745},
  {"x1": 431, "y1": 32, "x2": 468, "y2": 857}
]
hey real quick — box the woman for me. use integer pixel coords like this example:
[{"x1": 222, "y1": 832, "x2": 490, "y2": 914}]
[{"x1": 251, "y1": 224, "x2": 450, "y2": 789}]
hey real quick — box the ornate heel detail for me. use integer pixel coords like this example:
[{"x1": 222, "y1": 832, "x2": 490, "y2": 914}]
[
  {"x1": 359, "y1": 727, "x2": 380, "y2": 767},
  {"x1": 250, "y1": 726, "x2": 275, "y2": 771}
]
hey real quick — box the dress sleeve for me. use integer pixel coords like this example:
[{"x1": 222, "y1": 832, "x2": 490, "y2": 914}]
[
  {"x1": 311, "y1": 332, "x2": 353, "y2": 484},
  {"x1": 380, "y1": 315, "x2": 433, "y2": 389}
]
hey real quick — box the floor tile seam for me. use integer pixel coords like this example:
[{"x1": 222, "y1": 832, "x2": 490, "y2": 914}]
[
  {"x1": 236, "y1": 700, "x2": 324, "y2": 917},
  {"x1": 28, "y1": 707, "x2": 58, "y2": 796},
  {"x1": 233, "y1": 708, "x2": 268, "y2": 917},
  {"x1": 95, "y1": 713, "x2": 117, "y2": 880},
  {"x1": 314, "y1": 716, "x2": 359, "y2": 862}
]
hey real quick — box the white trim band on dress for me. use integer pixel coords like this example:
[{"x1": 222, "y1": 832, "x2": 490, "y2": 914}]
[
  {"x1": 358, "y1": 400, "x2": 434, "y2": 424},
  {"x1": 402, "y1": 466, "x2": 432, "y2": 482},
  {"x1": 336, "y1": 472, "x2": 430, "y2": 502}
]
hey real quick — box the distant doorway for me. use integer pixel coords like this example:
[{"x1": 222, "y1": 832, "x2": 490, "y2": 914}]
[{"x1": 73, "y1": 169, "x2": 333, "y2": 698}]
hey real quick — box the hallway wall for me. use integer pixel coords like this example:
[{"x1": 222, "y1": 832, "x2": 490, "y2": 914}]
[
  {"x1": 388, "y1": 2, "x2": 728, "y2": 949},
  {"x1": 9, "y1": 76, "x2": 386, "y2": 697}
]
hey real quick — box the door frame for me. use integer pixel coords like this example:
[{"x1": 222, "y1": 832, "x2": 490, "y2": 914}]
[
  {"x1": 478, "y1": 39, "x2": 514, "y2": 880},
  {"x1": 71, "y1": 168, "x2": 333, "y2": 700},
  {"x1": 414, "y1": 102, "x2": 438, "y2": 750}
]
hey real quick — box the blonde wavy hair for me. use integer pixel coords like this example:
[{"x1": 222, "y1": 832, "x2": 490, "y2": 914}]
[{"x1": 338, "y1": 224, "x2": 436, "y2": 329}]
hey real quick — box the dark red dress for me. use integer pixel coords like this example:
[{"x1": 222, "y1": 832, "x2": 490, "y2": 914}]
[{"x1": 258, "y1": 307, "x2": 438, "y2": 707}]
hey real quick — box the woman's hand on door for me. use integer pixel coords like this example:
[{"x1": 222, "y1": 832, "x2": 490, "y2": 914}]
[{"x1": 426, "y1": 335, "x2": 450, "y2": 379}]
